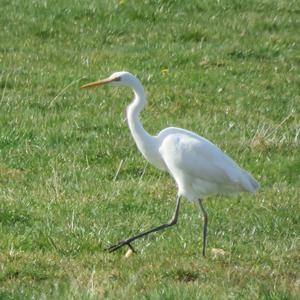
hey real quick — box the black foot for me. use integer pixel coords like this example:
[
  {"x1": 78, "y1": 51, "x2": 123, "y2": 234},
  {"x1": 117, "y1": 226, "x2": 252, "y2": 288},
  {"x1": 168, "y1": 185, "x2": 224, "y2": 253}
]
[{"x1": 105, "y1": 240, "x2": 136, "y2": 253}]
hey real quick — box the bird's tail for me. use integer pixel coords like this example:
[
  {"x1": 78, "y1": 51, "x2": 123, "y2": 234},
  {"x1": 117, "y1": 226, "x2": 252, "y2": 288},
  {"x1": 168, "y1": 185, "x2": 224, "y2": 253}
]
[{"x1": 240, "y1": 170, "x2": 260, "y2": 193}]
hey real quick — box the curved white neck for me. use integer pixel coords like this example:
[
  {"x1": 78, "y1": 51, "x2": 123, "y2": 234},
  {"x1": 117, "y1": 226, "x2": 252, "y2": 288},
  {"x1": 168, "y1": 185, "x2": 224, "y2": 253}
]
[{"x1": 126, "y1": 82, "x2": 156, "y2": 157}]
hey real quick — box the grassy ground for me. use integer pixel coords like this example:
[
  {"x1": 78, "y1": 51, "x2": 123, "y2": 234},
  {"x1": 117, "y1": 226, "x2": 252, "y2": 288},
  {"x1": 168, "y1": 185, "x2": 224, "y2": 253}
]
[{"x1": 0, "y1": 0, "x2": 299, "y2": 299}]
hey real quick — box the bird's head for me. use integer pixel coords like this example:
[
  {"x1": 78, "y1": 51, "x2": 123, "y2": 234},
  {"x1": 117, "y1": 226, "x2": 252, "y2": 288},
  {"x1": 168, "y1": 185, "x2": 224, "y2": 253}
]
[{"x1": 80, "y1": 71, "x2": 138, "y2": 89}]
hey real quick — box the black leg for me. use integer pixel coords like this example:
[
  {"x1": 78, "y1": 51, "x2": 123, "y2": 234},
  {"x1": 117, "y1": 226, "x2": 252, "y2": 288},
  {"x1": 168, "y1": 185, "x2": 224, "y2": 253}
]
[
  {"x1": 106, "y1": 196, "x2": 181, "y2": 253},
  {"x1": 197, "y1": 199, "x2": 208, "y2": 257}
]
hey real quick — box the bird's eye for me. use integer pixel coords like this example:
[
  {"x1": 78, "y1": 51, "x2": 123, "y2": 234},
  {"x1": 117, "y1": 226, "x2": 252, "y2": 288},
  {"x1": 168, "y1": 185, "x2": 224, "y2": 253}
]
[{"x1": 113, "y1": 77, "x2": 121, "y2": 82}]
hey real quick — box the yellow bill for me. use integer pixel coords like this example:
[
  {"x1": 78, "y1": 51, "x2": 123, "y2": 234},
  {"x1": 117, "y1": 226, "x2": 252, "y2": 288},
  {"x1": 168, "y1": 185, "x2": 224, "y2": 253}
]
[{"x1": 80, "y1": 77, "x2": 116, "y2": 89}]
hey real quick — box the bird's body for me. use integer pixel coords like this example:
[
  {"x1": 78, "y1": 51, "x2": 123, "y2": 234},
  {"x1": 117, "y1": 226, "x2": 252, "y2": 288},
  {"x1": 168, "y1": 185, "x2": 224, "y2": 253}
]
[
  {"x1": 81, "y1": 71, "x2": 259, "y2": 256},
  {"x1": 156, "y1": 126, "x2": 259, "y2": 201}
]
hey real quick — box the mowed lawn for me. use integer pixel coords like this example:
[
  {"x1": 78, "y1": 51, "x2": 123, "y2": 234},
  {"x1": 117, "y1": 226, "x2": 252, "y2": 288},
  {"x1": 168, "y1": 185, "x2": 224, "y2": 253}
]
[{"x1": 0, "y1": 0, "x2": 299, "y2": 299}]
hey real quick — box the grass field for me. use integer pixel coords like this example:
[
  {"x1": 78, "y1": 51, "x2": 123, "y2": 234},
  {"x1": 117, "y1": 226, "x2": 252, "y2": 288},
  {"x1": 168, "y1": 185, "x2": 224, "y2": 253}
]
[{"x1": 0, "y1": 0, "x2": 299, "y2": 299}]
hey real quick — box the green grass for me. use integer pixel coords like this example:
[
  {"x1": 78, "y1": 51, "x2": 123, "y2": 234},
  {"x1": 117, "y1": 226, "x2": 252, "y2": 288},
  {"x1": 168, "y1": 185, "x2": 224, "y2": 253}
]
[{"x1": 0, "y1": 0, "x2": 299, "y2": 299}]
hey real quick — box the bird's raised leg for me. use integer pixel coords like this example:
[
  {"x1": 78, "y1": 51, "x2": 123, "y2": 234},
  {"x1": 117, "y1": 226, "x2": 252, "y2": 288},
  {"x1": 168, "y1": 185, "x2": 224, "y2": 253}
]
[
  {"x1": 197, "y1": 199, "x2": 208, "y2": 257},
  {"x1": 106, "y1": 196, "x2": 181, "y2": 253}
]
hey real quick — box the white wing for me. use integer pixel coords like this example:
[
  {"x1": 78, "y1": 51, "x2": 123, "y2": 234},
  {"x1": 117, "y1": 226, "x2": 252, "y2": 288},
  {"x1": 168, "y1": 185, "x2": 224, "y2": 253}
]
[{"x1": 158, "y1": 127, "x2": 259, "y2": 194}]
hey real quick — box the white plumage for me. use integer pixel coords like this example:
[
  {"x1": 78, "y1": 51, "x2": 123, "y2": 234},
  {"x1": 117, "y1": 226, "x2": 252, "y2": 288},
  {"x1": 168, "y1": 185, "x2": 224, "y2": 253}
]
[
  {"x1": 81, "y1": 71, "x2": 259, "y2": 256},
  {"x1": 157, "y1": 127, "x2": 259, "y2": 201}
]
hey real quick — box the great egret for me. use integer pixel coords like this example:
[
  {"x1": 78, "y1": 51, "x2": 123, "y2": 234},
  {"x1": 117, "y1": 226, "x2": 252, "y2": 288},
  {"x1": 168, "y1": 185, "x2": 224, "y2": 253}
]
[{"x1": 81, "y1": 71, "x2": 259, "y2": 256}]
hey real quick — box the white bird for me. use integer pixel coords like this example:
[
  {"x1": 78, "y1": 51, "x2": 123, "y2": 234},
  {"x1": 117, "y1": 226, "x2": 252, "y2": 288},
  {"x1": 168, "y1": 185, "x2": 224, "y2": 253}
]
[{"x1": 81, "y1": 71, "x2": 259, "y2": 256}]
